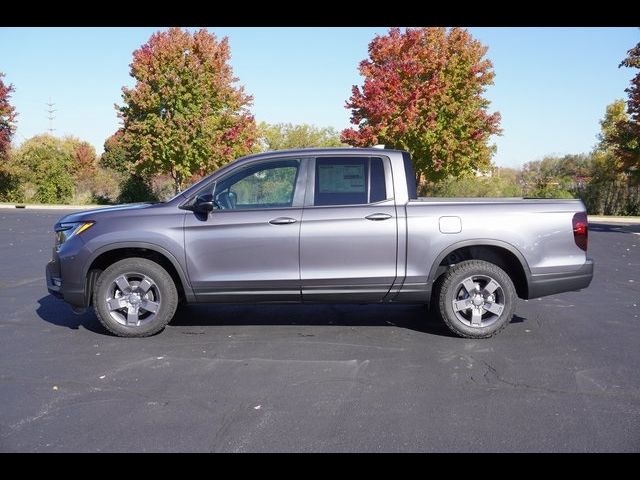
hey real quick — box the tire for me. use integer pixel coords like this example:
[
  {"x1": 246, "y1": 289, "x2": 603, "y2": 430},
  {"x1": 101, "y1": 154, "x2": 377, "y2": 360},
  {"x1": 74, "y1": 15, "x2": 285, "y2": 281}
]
[
  {"x1": 434, "y1": 260, "x2": 517, "y2": 339},
  {"x1": 93, "y1": 258, "x2": 178, "y2": 337}
]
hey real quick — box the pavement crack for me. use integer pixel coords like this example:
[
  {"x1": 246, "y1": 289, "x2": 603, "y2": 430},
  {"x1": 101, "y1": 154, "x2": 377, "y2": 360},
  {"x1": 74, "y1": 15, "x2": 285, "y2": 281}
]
[
  {"x1": 534, "y1": 314, "x2": 542, "y2": 329},
  {"x1": 480, "y1": 359, "x2": 561, "y2": 394}
]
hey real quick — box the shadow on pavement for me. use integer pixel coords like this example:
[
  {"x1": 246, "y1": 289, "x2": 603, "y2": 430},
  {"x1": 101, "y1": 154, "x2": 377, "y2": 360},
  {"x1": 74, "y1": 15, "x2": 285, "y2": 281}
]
[
  {"x1": 37, "y1": 294, "x2": 528, "y2": 338},
  {"x1": 36, "y1": 295, "x2": 107, "y2": 335},
  {"x1": 169, "y1": 303, "x2": 528, "y2": 337}
]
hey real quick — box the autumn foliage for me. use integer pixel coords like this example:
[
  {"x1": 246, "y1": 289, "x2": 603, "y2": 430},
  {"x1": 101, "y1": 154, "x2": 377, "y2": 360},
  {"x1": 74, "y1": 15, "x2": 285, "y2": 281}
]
[
  {"x1": 342, "y1": 27, "x2": 501, "y2": 183},
  {"x1": 612, "y1": 42, "x2": 640, "y2": 176},
  {"x1": 118, "y1": 28, "x2": 257, "y2": 193},
  {"x1": 0, "y1": 73, "x2": 17, "y2": 160},
  {"x1": 621, "y1": 42, "x2": 640, "y2": 132}
]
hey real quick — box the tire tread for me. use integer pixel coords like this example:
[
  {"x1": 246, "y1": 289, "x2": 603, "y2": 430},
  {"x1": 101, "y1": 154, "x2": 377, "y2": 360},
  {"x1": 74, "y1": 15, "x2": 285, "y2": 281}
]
[
  {"x1": 92, "y1": 258, "x2": 178, "y2": 338},
  {"x1": 436, "y1": 259, "x2": 516, "y2": 339}
]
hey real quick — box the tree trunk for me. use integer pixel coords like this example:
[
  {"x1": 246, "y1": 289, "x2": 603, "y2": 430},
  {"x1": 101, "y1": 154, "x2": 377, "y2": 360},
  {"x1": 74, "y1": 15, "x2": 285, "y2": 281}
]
[{"x1": 171, "y1": 169, "x2": 183, "y2": 195}]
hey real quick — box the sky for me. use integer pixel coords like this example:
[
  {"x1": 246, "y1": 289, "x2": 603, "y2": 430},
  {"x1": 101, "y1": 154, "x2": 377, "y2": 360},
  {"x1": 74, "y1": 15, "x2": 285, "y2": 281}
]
[{"x1": 1, "y1": 27, "x2": 638, "y2": 168}]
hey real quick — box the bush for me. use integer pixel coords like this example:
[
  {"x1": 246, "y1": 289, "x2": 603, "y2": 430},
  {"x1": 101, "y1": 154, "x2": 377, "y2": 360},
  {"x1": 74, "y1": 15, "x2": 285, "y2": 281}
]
[
  {"x1": 425, "y1": 174, "x2": 522, "y2": 197},
  {"x1": 117, "y1": 175, "x2": 157, "y2": 203},
  {"x1": 32, "y1": 161, "x2": 75, "y2": 203},
  {"x1": 150, "y1": 175, "x2": 177, "y2": 202},
  {"x1": 73, "y1": 168, "x2": 122, "y2": 205},
  {"x1": 527, "y1": 186, "x2": 574, "y2": 199},
  {"x1": 10, "y1": 135, "x2": 76, "y2": 203},
  {"x1": 0, "y1": 166, "x2": 24, "y2": 202}
]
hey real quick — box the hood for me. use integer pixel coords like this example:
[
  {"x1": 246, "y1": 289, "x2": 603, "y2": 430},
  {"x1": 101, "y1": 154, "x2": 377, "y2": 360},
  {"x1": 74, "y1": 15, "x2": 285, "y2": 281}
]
[{"x1": 56, "y1": 202, "x2": 160, "y2": 223}]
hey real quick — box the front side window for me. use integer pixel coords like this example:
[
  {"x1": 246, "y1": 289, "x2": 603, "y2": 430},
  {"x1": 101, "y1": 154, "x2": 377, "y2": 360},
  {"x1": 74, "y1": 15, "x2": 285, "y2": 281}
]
[
  {"x1": 212, "y1": 159, "x2": 300, "y2": 210},
  {"x1": 314, "y1": 156, "x2": 387, "y2": 206}
]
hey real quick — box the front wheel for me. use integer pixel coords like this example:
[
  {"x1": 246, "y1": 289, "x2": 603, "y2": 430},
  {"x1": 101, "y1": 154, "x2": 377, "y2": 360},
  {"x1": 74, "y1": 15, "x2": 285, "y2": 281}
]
[
  {"x1": 434, "y1": 260, "x2": 517, "y2": 339},
  {"x1": 93, "y1": 258, "x2": 178, "y2": 337}
]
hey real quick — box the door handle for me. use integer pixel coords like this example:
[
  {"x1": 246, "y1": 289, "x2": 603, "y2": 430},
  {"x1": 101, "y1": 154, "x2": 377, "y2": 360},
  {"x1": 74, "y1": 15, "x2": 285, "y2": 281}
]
[
  {"x1": 365, "y1": 213, "x2": 392, "y2": 221},
  {"x1": 269, "y1": 217, "x2": 297, "y2": 225}
]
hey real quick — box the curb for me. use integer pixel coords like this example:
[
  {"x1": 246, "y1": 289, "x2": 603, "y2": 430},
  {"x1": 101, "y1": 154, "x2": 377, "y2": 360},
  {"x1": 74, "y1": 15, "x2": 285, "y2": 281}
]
[
  {"x1": 588, "y1": 216, "x2": 640, "y2": 224},
  {"x1": 0, "y1": 204, "x2": 99, "y2": 210}
]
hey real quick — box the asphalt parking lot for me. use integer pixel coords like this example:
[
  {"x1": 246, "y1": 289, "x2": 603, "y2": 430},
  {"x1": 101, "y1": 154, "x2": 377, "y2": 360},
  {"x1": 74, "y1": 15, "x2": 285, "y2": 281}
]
[{"x1": 0, "y1": 208, "x2": 639, "y2": 452}]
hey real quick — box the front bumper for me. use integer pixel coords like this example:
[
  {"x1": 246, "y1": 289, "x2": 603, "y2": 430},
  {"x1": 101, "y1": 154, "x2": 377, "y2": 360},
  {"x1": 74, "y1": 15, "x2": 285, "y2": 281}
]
[
  {"x1": 45, "y1": 239, "x2": 90, "y2": 308},
  {"x1": 46, "y1": 261, "x2": 64, "y2": 299},
  {"x1": 527, "y1": 258, "x2": 594, "y2": 299}
]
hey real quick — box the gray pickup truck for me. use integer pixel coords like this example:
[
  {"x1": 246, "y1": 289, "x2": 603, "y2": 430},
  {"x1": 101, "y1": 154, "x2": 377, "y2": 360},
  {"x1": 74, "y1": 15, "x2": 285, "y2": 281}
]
[{"x1": 46, "y1": 147, "x2": 593, "y2": 338}]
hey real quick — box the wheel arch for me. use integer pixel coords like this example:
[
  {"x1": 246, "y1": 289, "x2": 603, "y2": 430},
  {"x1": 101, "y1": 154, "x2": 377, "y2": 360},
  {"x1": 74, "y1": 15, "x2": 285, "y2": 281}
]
[
  {"x1": 84, "y1": 242, "x2": 195, "y2": 305},
  {"x1": 428, "y1": 239, "x2": 532, "y2": 299}
]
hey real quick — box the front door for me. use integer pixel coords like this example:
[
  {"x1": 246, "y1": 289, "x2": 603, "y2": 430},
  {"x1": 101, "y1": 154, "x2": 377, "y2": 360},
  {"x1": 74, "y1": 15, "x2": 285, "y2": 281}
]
[
  {"x1": 300, "y1": 156, "x2": 398, "y2": 302},
  {"x1": 184, "y1": 157, "x2": 307, "y2": 302}
]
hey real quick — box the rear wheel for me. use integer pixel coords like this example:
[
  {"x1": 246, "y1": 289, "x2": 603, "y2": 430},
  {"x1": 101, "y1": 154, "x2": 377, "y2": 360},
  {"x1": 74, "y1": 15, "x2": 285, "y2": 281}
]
[
  {"x1": 93, "y1": 258, "x2": 178, "y2": 337},
  {"x1": 435, "y1": 260, "x2": 516, "y2": 338}
]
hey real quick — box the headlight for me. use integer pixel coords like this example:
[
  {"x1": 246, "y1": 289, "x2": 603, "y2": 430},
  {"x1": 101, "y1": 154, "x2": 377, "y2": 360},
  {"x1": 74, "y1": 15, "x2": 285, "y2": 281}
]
[{"x1": 54, "y1": 221, "x2": 94, "y2": 248}]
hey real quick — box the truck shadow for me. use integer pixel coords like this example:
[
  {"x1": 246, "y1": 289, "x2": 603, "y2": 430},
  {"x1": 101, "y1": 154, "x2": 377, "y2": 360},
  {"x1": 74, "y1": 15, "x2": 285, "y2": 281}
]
[
  {"x1": 36, "y1": 294, "x2": 105, "y2": 334},
  {"x1": 37, "y1": 295, "x2": 526, "y2": 338},
  {"x1": 170, "y1": 303, "x2": 457, "y2": 336}
]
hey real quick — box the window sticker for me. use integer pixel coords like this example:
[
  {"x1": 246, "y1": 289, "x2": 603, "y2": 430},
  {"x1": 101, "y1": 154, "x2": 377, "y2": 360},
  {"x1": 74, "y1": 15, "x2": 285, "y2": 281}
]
[{"x1": 318, "y1": 164, "x2": 365, "y2": 193}]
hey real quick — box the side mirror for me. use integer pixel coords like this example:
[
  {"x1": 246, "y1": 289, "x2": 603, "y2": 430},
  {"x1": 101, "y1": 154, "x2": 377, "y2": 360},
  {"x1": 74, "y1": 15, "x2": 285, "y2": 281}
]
[{"x1": 193, "y1": 193, "x2": 216, "y2": 213}]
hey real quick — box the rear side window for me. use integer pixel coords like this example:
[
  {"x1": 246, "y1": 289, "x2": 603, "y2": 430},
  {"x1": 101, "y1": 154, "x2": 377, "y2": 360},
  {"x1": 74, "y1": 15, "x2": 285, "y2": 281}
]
[
  {"x1": 314, "y1": 156, "x2": 387, "y2": 206},
  {"x1": 370, "y1": 157, "x2": 386, "y2": 203},
  {"x1": 402, "y1": 151, "x2": 418, "y2": 199}
]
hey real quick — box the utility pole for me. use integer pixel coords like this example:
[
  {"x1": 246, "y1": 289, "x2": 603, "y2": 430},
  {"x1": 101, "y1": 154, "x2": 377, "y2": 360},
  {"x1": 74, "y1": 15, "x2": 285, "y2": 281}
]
[{"x1": 45, "y1": 97, "x2": 56, "y2": 134}]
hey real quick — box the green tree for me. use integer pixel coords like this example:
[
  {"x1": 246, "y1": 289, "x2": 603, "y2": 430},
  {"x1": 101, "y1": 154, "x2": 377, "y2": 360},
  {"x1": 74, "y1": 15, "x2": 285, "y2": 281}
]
[
  {"x1": 341, "y1": 27, "x2": 501, "y2": 183},
  {"x1": 598, "y1": 99, "x2": 637, "y2": 176},
  {"x1": 100, "y1": 130, "x2": 129, "y2": 173},
  {"x1": 519, "y1": 155, "x2": 585, "y2": 199},
  {"x1": 117, "y1": 175, "x2": 158, "y2": 204},
  {"x1": 118, "y1": 27, "x2": 258, "y2": 194},
  {"x1": 582, "y1": 99, "x2": 640, "y2": 215},
  {"x1": 598, "y1": 44, "x2": 640, "y2": 178},
  {"x1": 100, "y1": 130, "x2": 156, "y2": 203},
  {"x1": 257, "y1": 122, "x2": 344, "y2": 151},
  {"x1": 12, "y1": 135, "x2": 75, "y2": 203},
  {"x1": 580, "y1": 151, "x2": 632, "y2": 215}
]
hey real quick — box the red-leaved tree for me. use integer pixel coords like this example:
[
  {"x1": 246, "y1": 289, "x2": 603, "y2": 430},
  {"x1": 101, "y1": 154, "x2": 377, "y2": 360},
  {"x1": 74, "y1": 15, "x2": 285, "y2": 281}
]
[
  {"x1": 72, "y1": 140, "x2": 97, "y2": 180},
  {"x1": 342, "y1": 27, "x2": 501, "y2": 183},
  {"x1": 617, "y1": 42, "x2": 640, "y2": 176},
  {"x1": 0, "y1": 73, "x2": 17, "y2": 160}
]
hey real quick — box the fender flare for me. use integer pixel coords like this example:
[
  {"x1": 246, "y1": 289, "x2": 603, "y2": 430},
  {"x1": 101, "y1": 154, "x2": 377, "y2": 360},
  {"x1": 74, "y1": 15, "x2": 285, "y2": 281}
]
[
  {"x1": 427, "y1": 238, "x2": 533, "y2": 285},
  {"x1": 83, "y1": 241, "x2": 195, "y2": 302}
]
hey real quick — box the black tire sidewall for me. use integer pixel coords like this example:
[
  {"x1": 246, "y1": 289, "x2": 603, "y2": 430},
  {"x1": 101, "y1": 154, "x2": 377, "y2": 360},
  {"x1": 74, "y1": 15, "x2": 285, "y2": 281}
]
[
  {"x1": 93, "y1": 258, "x2": 178, "y2": 337},
  {"x1": 437, "y1": 260, "x2": 517, "y2": 339}
]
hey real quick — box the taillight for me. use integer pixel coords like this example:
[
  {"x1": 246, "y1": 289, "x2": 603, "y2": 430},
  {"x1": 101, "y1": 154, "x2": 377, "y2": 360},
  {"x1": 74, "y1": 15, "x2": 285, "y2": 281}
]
[{"x1": 572, "y1": 212, "x2": 588, "y2": 251}]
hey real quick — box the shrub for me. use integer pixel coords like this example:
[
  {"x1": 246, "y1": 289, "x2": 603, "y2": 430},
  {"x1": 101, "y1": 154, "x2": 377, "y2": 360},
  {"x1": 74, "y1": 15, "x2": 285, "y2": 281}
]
[
  {"x1": 32, "y1": 159, "x2": 75, "y2": 203},
  {"x1": 11, "y1": 135, "x2": 76, "y2": 203},
  {"x1": 73, "y1": 167, "x2": 122, "y2": 205},
  {"x1": 117, "y1": 175, "x2": 157, "y2": 204},
  {"x1": 0, "y1": 163, "x2": 25, "y2": 202},
  {"x1": 425, "y1": 174, "x2": 522, "y2": 198}
]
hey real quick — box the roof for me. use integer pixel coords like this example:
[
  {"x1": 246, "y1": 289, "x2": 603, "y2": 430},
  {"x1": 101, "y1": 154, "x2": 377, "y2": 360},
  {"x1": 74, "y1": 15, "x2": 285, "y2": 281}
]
[{"x1": 236, "y1": 146, "x2": 408, "y2": 162}]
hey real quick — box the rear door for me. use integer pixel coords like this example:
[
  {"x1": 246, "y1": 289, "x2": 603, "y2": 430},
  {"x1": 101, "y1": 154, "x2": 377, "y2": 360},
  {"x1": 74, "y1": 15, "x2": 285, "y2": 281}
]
[{"x1": 299, "y1": 155, "x2": 398, "y2": 302}]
